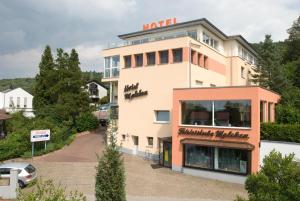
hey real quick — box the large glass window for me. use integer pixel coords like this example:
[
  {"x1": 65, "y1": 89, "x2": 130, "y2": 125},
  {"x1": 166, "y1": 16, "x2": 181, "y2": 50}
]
[
  {"x1": 147, "y1": 52, "x2": 156, "y2": 66},
  {"x1": 181, "y1": 101, "x2": 212, "y2": 126},
  {"x1": 159, "y1": 50, "x2": 169, "y2": 64},
  {"x1": 172, "y1": 48, "x2": 183, "y2": 63},
  {"x1": 214, "y1": 100, "x2": 251, "y2": 127},
  {"x1": 181, "y1": 100, "x2": 251, "y2": 128},
  {"x1": 188, "y1": 30, "x2": 197, "y2": 40},
  {"x1": 217, "y1": 148, "x2": 248, "y2": 174},
  {"x1": 155, "y1": 111, "x2": 170, "y2": 122},
  {"x1": 135, "y1": 54, "x2": 143, "y2": 67},
  {"x1": 185, "y1": 144, "x2": 214, "y2": 169},
  {"x1": 104, "y1": 56, "x2": 120, "y2": 78}
]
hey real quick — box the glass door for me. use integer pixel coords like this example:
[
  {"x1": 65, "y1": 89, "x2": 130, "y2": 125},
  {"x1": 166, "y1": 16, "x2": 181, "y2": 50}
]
[{"x1": 163, "y1": 142, "x2": 172, "y2": 167}]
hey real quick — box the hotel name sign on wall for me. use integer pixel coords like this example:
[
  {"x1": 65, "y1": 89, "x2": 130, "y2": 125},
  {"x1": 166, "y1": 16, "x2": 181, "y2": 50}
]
[
  {"x1": 178, "y1": 128, "x2": 249, "y2": 139},
  {"x1": 143, "y1": 18, "x2": 177, "y2": 31},
  {"x1": 124, "y1": 83, "x2": 148, "y2": 100}
]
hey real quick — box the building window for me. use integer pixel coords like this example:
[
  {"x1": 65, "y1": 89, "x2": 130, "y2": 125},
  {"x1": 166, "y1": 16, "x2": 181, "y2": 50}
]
[
  {"x1": 135, "y1": 54, "x2": 143, "y2": 67},
  {"x1": 188, "y1": 30, "x2": 197, "y2": 40},
  {"x1": 147, "y1": 137, "x2": 153, "y2": 147},
  {"x1": 241, "y1": 67, "x2": 245, "y2": 78},
  {"x1": 17, "y1": 97, "x2": 20, "y2": 108},
  {"x1": 210, "y1": 84, "x2": 216, "y2": 87},
  {"x1": 104, "y1": 55, "x2": 120, "y2": 78},
  {"x1": 155, "y1": 110, "x2": 170, "y2": 123},
  {"x1": 172, "y1": 48, "x2": 183, "y2": 63},
  {"x1": 146, "y1": 52, "x2": 156, "y2": 66},
  {"x1": 268, "y1": 102, "x2": 272, "y2": 122},
  {"x1": 24, "y1": 97, "x2": 27, "y2": 108},
  {"x1": 203, "y1": 32, "x2": 210, "y2": 45},
  {"x1": 217, "y1": 148, "x2": 249, "y2": 174},
  {"x1": 122, "y1": 134, "x2": 126, "y2": 141},
  {"x1": 159, "y1": 50, "x2": 169, "y2": 64},
  {"x1": 260, "y1": 101, "x2": 265, "y2": 122},
  {"x1": 203, "y1": 32, "x2": 219, "y2": 50},
  {"x1": 181, "y1": 101, "x2": 212, "y2": 126},
  {"x1": 124, "y1": 55, "x2": 131, "y2": 68},
  {"x1": 195, "y1": 80, "x2": 203, "y2": 86},
  {"x1": 214, "y1": 100, "x2": 251, "y2": 127},
  {"x1": 181, "y1": 100, "x2": 251, "y2": 128},
  {"x1": 9, "y1": 97, "x2": 13, "y2": 108},
  {"x1": 204, "y1": 55, "x2": 208, "y2": 68},
  {"x1": 185, "y1": 144, "x2": 214, "y2": 169},
  {"x1": 191, "y1": 50, "x2": 196, "y2": 64}
]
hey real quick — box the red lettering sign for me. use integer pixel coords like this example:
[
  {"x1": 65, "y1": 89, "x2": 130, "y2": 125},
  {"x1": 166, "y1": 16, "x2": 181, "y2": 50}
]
[{"x1": 143, "y1": 18, "x2": 177, "y2": 31}]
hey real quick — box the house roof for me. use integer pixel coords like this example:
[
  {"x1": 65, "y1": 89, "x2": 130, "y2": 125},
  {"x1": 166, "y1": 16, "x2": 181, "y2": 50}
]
[
  {"x1": 1, "y1": 87, "x2": 33, "y2": 97},
  {"x1": 118, "y1": 18, "x2": 258, "y2": 56},
  {"x1": 86, "y1": 80, "x2": 108, "y2": 90},
  {"x1": 0, "y1": 110, "x2": 11, "y2": 120}
]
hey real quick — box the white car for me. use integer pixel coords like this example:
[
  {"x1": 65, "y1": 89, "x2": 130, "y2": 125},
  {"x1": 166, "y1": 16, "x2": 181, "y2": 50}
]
[{"x1": 0, "y1": 162, "x2": 37, "y2": 188}]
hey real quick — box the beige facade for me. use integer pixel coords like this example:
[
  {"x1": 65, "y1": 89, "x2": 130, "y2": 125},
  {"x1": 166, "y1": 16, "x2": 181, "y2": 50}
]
[{"x1": 101, "y1": 18, "x2": 258, "y2": 159}]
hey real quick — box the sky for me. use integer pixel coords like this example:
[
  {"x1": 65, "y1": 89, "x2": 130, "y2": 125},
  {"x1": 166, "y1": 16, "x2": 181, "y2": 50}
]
[{"x1": 0, "y1": 0, "x2": 299, "y2": 79}]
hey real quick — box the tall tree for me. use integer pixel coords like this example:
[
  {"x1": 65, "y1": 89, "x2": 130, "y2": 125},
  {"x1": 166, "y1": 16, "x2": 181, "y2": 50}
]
[
  {"x1": 251, "y1": 35, "x2": 288, "y2": 93},
  {"x1": 33, "y1": 45, "x2": 57, "y2": 115},
  {"x1": 284, "y1": 16, "x2": 300, "y2": 63}
]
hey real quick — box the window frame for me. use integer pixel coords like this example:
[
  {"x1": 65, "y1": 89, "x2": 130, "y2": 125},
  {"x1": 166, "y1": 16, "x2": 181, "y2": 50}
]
[
  {"x1": 172, "y1": 48, "x2": 183, "y2": 63},
  {"x1": 147, "y1": 137, "x2": 154, "y2": 147},
  {"x1": 146, "y1": 52, "x2": 156, "y2": 66},
  {"x1": 159, "y1": 50, "x2": 169, "y2": 64},
  {"x1": 124, "y1": 55, "x2": 132, "y2": 68},
  {"x1": 134, "y1": 54, "x2": 143, "y2": 67},
  {"x1": 180, "y1": 99, "x2": 252, "y2": 129},
  {"x1": 154, "y1": 110, "x2": 170, "y2": 124}
]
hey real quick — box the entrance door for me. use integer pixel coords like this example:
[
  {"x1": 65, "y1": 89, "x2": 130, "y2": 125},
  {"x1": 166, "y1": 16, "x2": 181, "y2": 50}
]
[
  {"x1": 132, "y1": 136, "x2": 139, "y2": 155},
  {"x1": 163, "y1": 142, "x2": 172, "y2": 167}
]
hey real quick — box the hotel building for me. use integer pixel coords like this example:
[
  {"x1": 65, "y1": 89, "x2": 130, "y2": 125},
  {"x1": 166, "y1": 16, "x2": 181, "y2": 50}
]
[{"x1": 102, "y1": 18, "x2": 280, "y2": 183}]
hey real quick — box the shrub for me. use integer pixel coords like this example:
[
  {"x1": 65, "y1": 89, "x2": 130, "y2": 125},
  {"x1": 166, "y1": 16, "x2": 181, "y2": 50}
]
[
  {"x1": 95, "y1": 125, "x2": 126, "y2": 201},
  {"x1": 261, "y1": 123, "x2": 300, "y2": 143},
  {"x1": 17, "y1": 179, "x2": 87, "y2": 201},
  {"x1": 235, "y1": 151, "x2": 300, "y2": 201},
  {"x1": 76, "y1": 112, "x2": 98, "y2": 132},
  {"x1": 100, "y1": 96, "x2": 109, "y2": 105}
]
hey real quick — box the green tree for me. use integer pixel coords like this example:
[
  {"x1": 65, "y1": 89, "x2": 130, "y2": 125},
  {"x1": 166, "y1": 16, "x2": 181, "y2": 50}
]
[
  {"x1": 33, "y1": 46, "x2": 57, "y2": 114},
  {"x1": 236, "y1": 151, "x2": 300, "y2": 201},
  {"x1": 95, "y1": 120, "x2": 126, "y2": 201},
  {"x1": 284, "y1": 16, "x2": 300, "y2": 63},
  {"x1": 251, "y1": 35, "x2": 288, "y2": 93}
]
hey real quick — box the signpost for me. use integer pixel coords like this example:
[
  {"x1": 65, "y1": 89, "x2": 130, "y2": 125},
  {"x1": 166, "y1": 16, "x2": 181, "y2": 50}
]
[{"x1": 30, "y1": 129, "x2": 50, "y2": 157}]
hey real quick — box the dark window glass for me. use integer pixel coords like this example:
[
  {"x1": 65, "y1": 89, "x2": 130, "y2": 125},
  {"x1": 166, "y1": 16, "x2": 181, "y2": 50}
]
[
  {"x1": 135, "y1": 54, "x2": 143, "y2": 67},
  {"x1": 147, "y1": 137, "x2": 153, "y2": 146},
  {"x1": 188, "y1": 31, "x2": 197, "y2": 40},
  {"x1": 181, "y1": 101, "x2": 212, "y2": 126},
  {"x1": 185, "y1": 145, "x2": 214, "y2": 169},
  {"x1": 204, "y1": 56, "x2": 208, "y2": 68},
  {"x1": 173, "y1": 48, "x2": 183, "y2": 63},
  {"x1": 124, "y1": 56, "x2": 131, "y2": 68},
  {"x1": 268, "y1": 103, "x2": 272, "y2": 122},
  {"x1": 218, "y1": 148, "x2": 249, "y2": 174},
  {"x1": 147, "y1": 52, "x2": 156, "y2": 65},
  {"x1": 214, "y1": 100, "x2": 251, "y2": 127},
  {"x1": 260, "y1": 101, "x2": 264, "y2": 122},
  {"x1": 156, "y1": 111, "x2": 170, "y2": 122},
  {"x1": 25, "y1": 165, "x2": 36, "y2": 174},
  {"x1": 0, "y1": 168, "x2": 11, "y2": 175},
  {"x1": 159, "y1": 50, "x2": 169, "y2": 64}
]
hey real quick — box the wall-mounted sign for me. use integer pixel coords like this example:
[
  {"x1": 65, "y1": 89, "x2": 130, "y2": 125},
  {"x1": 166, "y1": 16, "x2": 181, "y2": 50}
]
[
  {"x1": 143, "y1": 18, "x2": 177, "y2": 31},
  {"x1": 178, "y1": 128, "x2": 249, "y2": 139},
  {"x1": 30, "y1": 129, "x2": 51, "y2": 142},
  {"x1": 124, "y1": 83, "x2": 148, "y2": 100}
]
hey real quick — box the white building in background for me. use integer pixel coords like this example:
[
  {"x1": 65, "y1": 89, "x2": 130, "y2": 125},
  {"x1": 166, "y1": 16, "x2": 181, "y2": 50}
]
[
  {"x1": 86, "y1": 80, "x2": 108, "y2": 104},
  {"x1": 0, "y1": 88, "x2": 34, "y2": 117}
]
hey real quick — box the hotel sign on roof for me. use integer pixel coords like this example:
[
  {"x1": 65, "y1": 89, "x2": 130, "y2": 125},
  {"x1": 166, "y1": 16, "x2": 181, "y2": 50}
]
[{"x1": 143, "y1": 18, "x2": 177, "y2": 31}]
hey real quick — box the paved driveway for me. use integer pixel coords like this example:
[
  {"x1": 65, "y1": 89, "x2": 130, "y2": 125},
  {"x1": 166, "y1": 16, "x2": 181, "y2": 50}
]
[{"x1": 19, "y1": 128, "x2": 247, "y2": 201}]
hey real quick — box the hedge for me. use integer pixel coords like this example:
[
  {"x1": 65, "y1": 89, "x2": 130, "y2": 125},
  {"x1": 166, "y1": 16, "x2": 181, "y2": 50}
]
[{"x1": 261, "y1": 123, "x2": 300, "y2": 143}]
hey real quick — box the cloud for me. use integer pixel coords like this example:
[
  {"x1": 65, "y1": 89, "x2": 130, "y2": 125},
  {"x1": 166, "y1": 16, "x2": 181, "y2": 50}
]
[{"x1": 0, "y1": 0, "x2": 299, "y2": 78}]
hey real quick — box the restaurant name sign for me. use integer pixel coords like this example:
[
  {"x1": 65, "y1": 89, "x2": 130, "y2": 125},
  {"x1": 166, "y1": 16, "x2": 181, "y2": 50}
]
[
  {"x1": 124, "y1": 83, "x2": 148, "y2": 100},
  {"x1": 143, "y1": 18, "x2": 177, "y2": 31},
  {"x1": 178, "y1": 128, "x2": 249, "y2": 139}
]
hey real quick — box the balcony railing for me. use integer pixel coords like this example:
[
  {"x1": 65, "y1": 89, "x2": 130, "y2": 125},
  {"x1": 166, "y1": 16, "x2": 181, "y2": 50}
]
[{"x1": 107, "y1": 31, "x2": 197, "y2": 49}]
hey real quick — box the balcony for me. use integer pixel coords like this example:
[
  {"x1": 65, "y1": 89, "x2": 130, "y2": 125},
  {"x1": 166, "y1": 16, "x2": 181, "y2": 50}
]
[{"x1": 106, "y1": 30, "x2": 198, "y2": 49}]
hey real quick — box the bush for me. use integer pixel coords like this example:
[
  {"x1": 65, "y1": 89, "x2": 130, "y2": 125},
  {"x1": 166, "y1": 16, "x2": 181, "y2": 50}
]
[
  {"x1": 100, "y1": 96, "x2": 109, "y2": 105},
  {"x1": 76, "y1": 112, "x2": 98, "y2": 132},
  {"x1": 17, "y1": 179, "x2": 87, "y2": 201},
  {"x1": 261, "y1": 123, "x2": 300, "y2": 143},
  {"x1": 235, "y1": 151, "x2": 300, "y2": 201}
]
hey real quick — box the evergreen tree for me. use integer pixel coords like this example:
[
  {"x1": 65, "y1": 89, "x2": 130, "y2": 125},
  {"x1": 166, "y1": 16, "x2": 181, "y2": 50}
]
[
  {"x1": 33, "y1": 45, "x2": 57, "y2": 115},
  {"x1": 284, "y1": 16, "x2": 300, "y2": 63},
  {"x1": 251, "y1": 35, "x2": 288, "y2": 93},
  {"x1": 95, "y1": 120, "x2": 126, "y2": 201}
]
